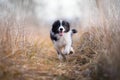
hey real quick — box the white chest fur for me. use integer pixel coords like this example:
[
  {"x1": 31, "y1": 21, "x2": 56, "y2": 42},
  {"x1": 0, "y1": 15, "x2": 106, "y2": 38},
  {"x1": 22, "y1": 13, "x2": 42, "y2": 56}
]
[{"x1": 53, "y1": 31, "x2": 72, "y2": 49}]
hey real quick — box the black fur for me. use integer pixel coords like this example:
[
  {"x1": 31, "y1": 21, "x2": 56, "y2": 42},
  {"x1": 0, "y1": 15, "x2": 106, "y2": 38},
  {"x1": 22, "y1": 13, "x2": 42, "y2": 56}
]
[
  {"x1": 62, "y1": 20, "x2": 70, "y2": 32},
  {"x1": 50, "y1": 33, "x2": 58, "y2": 41},
  {"x1": 52, "y1": 20, "x2": 60, "y2": 34}
]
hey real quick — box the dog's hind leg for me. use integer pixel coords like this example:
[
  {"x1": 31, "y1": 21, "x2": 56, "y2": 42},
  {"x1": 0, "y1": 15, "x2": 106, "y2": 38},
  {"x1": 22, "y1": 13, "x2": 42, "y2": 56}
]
[{"x1": 58, "y1": 53, "x2": 66, "y2": 62}]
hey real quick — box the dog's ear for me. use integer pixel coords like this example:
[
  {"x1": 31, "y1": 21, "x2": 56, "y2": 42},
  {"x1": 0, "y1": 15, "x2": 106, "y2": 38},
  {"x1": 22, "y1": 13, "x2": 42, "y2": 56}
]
[
  {"x1": 52, "y1": 20, "x2": 60, "y2": 33},
  {"x1": 62, "y1": 20, "x2": 70, "y2": 32},
  {"x1": 62, "y1": 20, "x2": 70, "y2": 27}
]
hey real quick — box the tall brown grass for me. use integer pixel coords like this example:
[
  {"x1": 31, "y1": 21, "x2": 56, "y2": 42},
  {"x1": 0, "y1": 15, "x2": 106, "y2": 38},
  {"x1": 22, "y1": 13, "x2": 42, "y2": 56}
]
[
  {"x1": 66, "y1": 0, "x2": 120, "y2": 80},
  {"x1": 88, "y1": 0, "x2": 120, "y2": 80},
  {"x1": 0, "y1": 19, "x2": 56, "y2": 80}
]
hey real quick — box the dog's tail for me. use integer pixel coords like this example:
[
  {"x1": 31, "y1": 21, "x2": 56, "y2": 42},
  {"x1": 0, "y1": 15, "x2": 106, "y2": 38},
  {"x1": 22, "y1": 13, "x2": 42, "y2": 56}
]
[{"x1": 71, "y1": 29, "x2": 77, "y2": 35}]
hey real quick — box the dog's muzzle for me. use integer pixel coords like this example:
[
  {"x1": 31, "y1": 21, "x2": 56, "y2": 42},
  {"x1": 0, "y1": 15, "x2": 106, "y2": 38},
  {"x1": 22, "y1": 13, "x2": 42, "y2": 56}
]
[{"x1": 59, "y1": 28, "x2": 64, "y2": 36}]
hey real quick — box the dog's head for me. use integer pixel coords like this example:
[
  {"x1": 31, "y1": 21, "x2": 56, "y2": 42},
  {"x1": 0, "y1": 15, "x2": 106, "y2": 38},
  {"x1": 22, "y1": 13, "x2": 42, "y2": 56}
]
[{"x1": 52, "y1": 20, "x2": 70, "y2": 36}]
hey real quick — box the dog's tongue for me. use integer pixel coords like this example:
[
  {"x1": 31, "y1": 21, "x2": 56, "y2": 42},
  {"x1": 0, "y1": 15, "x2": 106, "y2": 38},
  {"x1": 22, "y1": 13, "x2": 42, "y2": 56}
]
[{"x1": 59, "y1": 32, "x2": 63, "y2": 36}]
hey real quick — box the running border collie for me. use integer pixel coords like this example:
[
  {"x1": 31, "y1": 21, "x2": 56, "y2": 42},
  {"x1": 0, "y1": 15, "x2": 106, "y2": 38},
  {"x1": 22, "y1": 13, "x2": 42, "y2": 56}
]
[{"x1": 50, "y1": 20, "x2": 77, "y2": 61}]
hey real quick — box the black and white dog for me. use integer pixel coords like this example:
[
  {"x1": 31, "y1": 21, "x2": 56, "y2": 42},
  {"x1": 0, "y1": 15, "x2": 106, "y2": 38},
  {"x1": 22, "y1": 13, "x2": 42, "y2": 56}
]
[{"x1": 50, "y1": 20, "x2": 77, "y2": 61}]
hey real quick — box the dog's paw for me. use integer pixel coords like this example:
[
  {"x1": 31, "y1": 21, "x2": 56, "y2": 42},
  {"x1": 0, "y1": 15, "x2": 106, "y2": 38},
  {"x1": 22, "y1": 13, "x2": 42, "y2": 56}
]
[
  {"x1": 69, "y1": 51, "x2": 74, "y2": 54},
  {"x1": 63, "y1": 49, "x2": 70, "y2": 55},
  {"x1": 69, "y1": 47, "x2": 74, "y2": 54},
  {"x1": 63, "y1": 47, "x2": 74, "y2": 55}
]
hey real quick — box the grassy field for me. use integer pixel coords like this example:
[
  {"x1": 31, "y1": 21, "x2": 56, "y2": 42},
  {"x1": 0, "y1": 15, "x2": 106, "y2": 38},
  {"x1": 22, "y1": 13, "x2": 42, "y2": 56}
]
[
  {"x1": 0, "y1": 25, "x2": 96, "y2": 80},
  {"x1": 0, "y1": 23, "x2": 119, "y2": 80}
]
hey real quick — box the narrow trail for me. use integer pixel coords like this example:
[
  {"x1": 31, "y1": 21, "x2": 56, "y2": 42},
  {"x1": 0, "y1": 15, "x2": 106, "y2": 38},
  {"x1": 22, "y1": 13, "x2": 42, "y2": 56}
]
[{"x1": 0, "y1": 47, "x2": 96, "y2": 80}]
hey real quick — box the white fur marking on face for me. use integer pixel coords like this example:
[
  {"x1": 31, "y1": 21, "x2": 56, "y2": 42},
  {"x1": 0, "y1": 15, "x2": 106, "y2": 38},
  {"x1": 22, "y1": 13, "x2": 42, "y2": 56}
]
[
  {"x1": 58, "y1": 26, "x2": 65, "y2": 32},
  {"x1": 59, "y1": 20, "x2": 65, "y2": 32},
  {"x1": 60, "y1": 20, "x2": 62, "y2": 24},
  {"x1": 58, "y1": 20, "x2": 65, "y2": 36}
]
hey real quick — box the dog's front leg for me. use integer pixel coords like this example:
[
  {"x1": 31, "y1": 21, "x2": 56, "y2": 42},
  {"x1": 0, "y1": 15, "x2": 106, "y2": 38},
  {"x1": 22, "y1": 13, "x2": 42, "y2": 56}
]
[
  {"x1": 63, "y1": 45, "x2": 71, "y2": 55},
  {"x1": 70, "y1": 47, "x2": 74, "y2": 54}
]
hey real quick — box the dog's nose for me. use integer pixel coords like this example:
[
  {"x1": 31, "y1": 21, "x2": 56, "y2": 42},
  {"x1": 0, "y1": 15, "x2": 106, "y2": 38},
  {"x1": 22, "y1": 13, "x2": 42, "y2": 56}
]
[{"x1": 60, "y1": 28, "x2": 63, "y2": 31}]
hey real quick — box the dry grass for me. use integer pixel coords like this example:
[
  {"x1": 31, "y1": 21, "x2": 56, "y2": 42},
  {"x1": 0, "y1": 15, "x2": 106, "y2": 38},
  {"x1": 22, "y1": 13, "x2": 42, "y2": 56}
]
[{"x1": 0, "y1": 23, "x2": 118, "y2": 80}]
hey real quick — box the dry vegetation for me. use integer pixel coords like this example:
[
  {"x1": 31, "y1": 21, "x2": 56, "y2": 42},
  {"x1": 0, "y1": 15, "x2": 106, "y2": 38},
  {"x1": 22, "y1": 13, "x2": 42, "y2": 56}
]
[{"x1": 0, "y1": 0, "x2": 120, "y2": 80}]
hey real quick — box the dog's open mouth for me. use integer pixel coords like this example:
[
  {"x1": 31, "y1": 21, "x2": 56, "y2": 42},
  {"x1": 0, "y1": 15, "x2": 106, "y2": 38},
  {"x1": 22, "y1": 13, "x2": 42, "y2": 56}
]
[{"x1": 59, "y1": 31, "x2": 64, "y2": 36}]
